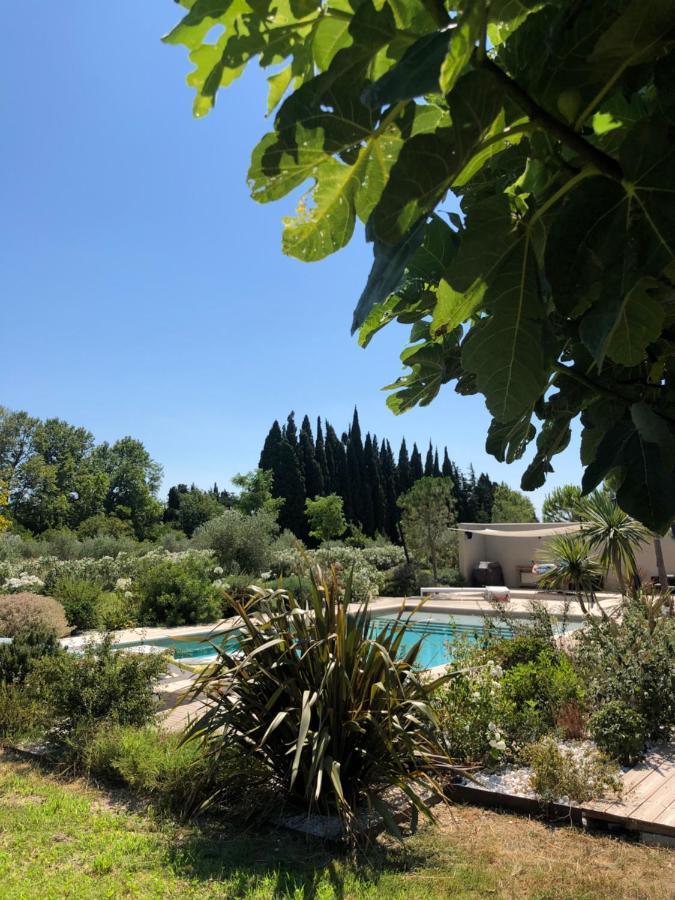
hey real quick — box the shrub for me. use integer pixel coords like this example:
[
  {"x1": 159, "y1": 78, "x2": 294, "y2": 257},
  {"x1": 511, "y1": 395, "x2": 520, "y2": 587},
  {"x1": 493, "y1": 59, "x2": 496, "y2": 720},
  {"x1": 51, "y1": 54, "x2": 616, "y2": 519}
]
[
  {"x1": 80, "y1": 724, "x2": 271, "y2": 817},
  {"x1": 78, "y1": 535, "x2": 137, "y2": 559},
  {"x1": 434, "y1": 660, "x2": 508, "y2": 766},
  {"x1": 0, "y1": 625, "x2": 61, "y2": 685},
  {"x1": 382, "y1": 562, "x2": 419, "y2": 597},
  {"x1": 499, "y1": 652, "x2": 584, "y2": 745},
  {"x1": 52, "y1": 576, "x2": 102, "y2": 631},
  {"x1": 94, "y1": 591, "x2": 135, "y2": 632},
  {"x1": 184, "y1": 572, "x2": 459, "y2": 840},
  {"x1": 490, "y1": 634, "x2": 554, "y2": 670},
  {"x1": 192, "y1": 509, "x2": 278, "y2": 573},
  {"x1": 136, "y1": 554, "x2": 222, "y2": 627},
  {"x1": 0, "y1": 683, "x2": 47, "y2": 741},
  {"x1": 360, "y1": 545, "x2": 406, "y2": 571},
  {"x1": 76, "y1": 515, "x2": 132, "y2": 539},
  {"x1": 524, "y1": 737, "x2": 621, "y2": 804},
  {"x1": 40, "y1": 529, "x2": 82, "y2": 560},
  {"x1": 0, "y1": 593, "x2": 69, "y2": 638},
  {"x1": 588, "y1": 701, "x2": 647, "y2": 766},
  {"x1": 2, "y1": 573, "x2": 45, "y2": 593},
  {"x1": 574, "y1": 595, "x2": 675, "y2": 741},
  {"x1": 29, "y1": 634, "x2": 167, "y2": 733}
]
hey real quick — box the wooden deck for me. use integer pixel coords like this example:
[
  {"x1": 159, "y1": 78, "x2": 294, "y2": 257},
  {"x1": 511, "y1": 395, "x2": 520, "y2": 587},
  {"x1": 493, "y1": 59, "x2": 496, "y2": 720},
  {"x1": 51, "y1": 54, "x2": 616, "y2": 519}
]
[{"x1": 448, "y1": 741, "x2": 675, "y2": 840}]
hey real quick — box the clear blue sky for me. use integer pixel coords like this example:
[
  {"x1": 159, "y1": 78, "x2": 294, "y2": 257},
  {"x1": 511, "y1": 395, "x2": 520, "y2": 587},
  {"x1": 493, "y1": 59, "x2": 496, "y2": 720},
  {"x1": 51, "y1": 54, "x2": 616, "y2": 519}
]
[{"x1": 1, "y1": 1, "x2": 581, "y2": 514}]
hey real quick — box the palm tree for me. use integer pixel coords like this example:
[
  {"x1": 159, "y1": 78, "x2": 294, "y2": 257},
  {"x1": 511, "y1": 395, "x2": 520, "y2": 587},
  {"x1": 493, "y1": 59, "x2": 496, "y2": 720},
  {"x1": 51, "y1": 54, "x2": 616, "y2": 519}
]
[
  {"x1": 538, "y1": 533, "x2": 603, "y2": 615},
  {"x1": 576, "y1": 491, "x2": 649, "y2": 593}
]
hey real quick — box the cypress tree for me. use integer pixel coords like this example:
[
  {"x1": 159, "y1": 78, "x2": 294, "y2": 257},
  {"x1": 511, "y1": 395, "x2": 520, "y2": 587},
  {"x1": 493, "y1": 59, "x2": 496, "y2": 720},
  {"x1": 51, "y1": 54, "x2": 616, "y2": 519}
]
[
  {"x1": 362, "y1": 433, "x2": 381, "y2": 536},
  {"x1": 346, "y1": 408, "x2": 365, "y2": 527},
  {"x1": 397, "y1": 438, "x2": 411, "y2": 495},
  {"x1": 433, "y1": 449, "x2": 441, "y2": 478},
  {"x1": 380, "y1": 440, "x2": 399, "y2": 541},
  {"x1": 315, "y1": 417, "x2": 329, "y2": 489},
  {"x1": 410, "y1": 443, "x2": 423, "y2": 482},
  {"x1": 424, "y1": 441, "x2": 435, "y2": 477},
  {"x1": 299, "y1": 415, "x2": 323, "y2": 499},
  {"x1": 474, "y1": 473, "x2": 496, "y2": 522},
  {"x1": 284, "y1": 411, "x2": 299, "y2": 451},
  {"x1": 326, "y1": 422, "x2": 352, "y2": 521},
  {"x1": 441, "y1": 448, "x2": 453, "y2": 477},
  {"x1": 259, "y1": 420, "x2": 283, "y2": 471},
  {"x1": 270, "y1": 437, "x2": 306, "y2": 537}
]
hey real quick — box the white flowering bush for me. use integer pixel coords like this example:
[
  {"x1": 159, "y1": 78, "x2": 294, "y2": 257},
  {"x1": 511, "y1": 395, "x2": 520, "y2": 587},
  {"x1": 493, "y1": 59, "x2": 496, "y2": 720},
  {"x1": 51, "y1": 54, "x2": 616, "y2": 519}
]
[
  {"x1": 360, "y1": 545, "x2": 405, "y2": 571},
  {"x1": 433, "y1": 659, "x2": 508, "y2": 766},
  {"x1": 2, "y1": 573, "x2": 46, "y2": 594},
  {"x1": 268, "y1": 544, "x2": 385, "y2": 603}
]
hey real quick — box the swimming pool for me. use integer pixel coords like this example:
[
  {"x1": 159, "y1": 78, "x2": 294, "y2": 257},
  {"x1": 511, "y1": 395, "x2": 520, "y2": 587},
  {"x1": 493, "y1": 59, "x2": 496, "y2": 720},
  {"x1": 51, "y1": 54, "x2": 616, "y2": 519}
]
[{"x1": 121, "y1": 610, "x2": 581, "y2": 668}]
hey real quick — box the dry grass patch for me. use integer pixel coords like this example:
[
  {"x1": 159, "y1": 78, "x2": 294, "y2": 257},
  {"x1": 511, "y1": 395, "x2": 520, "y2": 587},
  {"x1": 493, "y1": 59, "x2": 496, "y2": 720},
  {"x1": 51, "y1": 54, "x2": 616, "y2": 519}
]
[{"x1": 428, "y1": 804, "x2": 674, "y2": 900}]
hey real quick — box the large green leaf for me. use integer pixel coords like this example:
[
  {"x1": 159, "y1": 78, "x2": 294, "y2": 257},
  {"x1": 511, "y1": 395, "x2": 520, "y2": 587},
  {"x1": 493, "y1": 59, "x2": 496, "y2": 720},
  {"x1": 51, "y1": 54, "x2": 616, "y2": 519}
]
[
  {"x1": 352, "y1": 220, "x2": 426, "y2": 333},
  {"x1": 520, "y1": 414, "x2": 572, "y2": 490},
  {"x1": 485, "y1": 413, "x2": 536, "y2": 463},
  {"x1": 384, "y1": 335, "x2": 462, "y2": 413},
  {"x1": 370, "y1": 69, "x2": 505, "y2": 243},
  {"x1": 361, "y1": 29, "x2": 452, "y2": 109}
]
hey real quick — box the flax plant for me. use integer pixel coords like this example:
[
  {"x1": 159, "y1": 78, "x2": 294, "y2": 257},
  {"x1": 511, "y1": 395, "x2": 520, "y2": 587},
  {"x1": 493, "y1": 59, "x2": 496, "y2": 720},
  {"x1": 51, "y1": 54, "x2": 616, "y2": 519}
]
[{"x1": 182, "y1": 567, "x2": 459, "y2": 840}]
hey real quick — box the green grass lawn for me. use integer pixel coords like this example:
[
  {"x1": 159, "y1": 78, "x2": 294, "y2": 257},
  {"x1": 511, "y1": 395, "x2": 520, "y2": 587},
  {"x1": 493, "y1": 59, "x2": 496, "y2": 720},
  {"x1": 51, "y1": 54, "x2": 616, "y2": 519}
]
[{"x1": 0, "y1": 752, "x2": 670, "y2": 899}]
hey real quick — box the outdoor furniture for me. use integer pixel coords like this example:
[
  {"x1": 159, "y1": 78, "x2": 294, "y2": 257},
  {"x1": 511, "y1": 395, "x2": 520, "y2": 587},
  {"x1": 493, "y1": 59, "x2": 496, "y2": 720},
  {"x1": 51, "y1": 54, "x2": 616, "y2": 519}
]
[
  {"x1": 483, "y1": 586, "x2": 510, "y2": 603},
  {"x1": 472, "y1": 560, "x2": 504, "y2": 587}
]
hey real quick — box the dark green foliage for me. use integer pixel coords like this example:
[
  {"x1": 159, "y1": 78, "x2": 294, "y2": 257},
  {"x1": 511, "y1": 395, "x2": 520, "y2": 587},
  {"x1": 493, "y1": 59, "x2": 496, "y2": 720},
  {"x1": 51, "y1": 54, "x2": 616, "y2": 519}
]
[
  {"x1": 574, "y1": 595, "x2": 675, "y2": 743},
  {"x1": 185, "y1": 571, "x2": 459, "y2": 840},
  {"x1": 0, "y1": 625, "x2": 60, "y2": 686},
  {"x1": 490, "y1": 634, "x2": 556, "y2": 671},
  {"x1": 259, "y1": 408, "x2": 497, "y2": 542},
  {"x1": 136, "y1": 555, "x2": 223, "y2": 627},
  {"x1": 30, "y1": 634, "x2": 167, "y2": 731},
  {"x1": 52, "y1": 576, "x2": 102, "y2": 631},
  {"x1": 589, "y1": 701, "x2": 647, "y2": 766}
]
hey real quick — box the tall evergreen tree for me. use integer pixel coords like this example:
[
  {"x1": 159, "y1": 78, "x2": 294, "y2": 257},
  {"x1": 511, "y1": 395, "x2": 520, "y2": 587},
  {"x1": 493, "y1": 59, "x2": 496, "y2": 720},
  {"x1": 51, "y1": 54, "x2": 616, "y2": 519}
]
[
  {"x1": 433, "y1": 449, "x2": 441, "y2": 478},
  {"x1": 397, "y1": 438, "x2": 412, "y2": 495},
  {"x1": 284, "y1": 411, "x2": 299, "y2": 451},
  {"x1": 315, "y1": 417, "x2": 329, "y2": 489},
  {"x1": 269, "y1": 437, "x2": 306, "y2": 537},
  {"x1": 363, "y1": 433, "x2": 382, "y2": 536},
  {"x1": 380, "y1": 440, "x2": 399, "y2": 542},
  {"x1": 259, "y1": 420, "x2": 283, "y2": 471},
  {"x1": 325, "y1": 422, "x2": 351, "y2": 521},
  {"x1": 346, "y1": 408, "x2": 365, "y2": 527},
  {"x1": 441, "y1": 448, "x2": 453, "y2": 478},
  {"x1": 473, "y1": 473, "x2": 496, "y2": 523},
  {"x1": 410, "y1": 443, "x2": 423, "y2": 482},
  {"x1": 424, "y1": 441, "x2": 435, "y2": 477},
  {"x1": 299, "y1": 415, "x2": 323, "y2": 500}
]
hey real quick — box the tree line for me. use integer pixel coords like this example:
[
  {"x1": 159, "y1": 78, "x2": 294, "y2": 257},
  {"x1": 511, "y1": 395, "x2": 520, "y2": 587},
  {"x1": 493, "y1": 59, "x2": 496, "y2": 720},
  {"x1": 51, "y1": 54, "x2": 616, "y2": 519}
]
[
  {"x1": 1, "y1": 405, "x2": 537, "y2": 543},
  {"x1": 257, "y1": 409, "x2": 530, "y2": 542}
]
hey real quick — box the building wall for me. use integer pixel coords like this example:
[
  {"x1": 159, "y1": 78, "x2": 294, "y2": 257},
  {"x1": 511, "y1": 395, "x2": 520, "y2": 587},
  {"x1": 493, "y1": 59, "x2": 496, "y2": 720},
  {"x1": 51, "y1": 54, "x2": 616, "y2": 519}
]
[{"x1": 458, "y1": 523, "x2": 675, "y2": 590}]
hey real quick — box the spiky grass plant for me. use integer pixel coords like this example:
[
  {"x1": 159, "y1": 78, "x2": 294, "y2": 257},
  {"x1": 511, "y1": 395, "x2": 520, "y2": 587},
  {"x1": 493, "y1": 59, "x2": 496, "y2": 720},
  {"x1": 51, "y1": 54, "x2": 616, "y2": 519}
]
[
  {"x1": 576, "y1": 491, "x2": 650, "y2": 592},
  {"x1": 182, "y1": 567, "x2": 458, "y2": 840},
  {"x1": 538, "y1": 533, "x2": 603, "y2": 615}
]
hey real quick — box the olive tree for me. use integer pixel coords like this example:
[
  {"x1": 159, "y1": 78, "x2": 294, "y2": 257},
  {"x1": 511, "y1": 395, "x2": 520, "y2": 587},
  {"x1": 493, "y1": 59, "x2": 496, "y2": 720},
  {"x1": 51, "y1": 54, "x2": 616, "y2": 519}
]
[{"x1": 398, "y1": 477, "x2": 457, "y2": 580}]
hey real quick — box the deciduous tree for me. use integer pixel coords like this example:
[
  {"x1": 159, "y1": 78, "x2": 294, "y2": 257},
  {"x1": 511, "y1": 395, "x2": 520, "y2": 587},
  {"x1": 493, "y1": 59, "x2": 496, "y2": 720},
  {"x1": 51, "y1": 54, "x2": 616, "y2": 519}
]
[{"x1": 166, "y1": 0, "x2": 675, "y2": 532}]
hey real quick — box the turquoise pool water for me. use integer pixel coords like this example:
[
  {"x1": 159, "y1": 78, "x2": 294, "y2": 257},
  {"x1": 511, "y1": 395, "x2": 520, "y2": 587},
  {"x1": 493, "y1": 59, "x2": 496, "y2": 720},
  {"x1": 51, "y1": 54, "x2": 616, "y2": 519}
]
[{"x1": 125, "y1": 611, "x2": 581, "y2": 668}]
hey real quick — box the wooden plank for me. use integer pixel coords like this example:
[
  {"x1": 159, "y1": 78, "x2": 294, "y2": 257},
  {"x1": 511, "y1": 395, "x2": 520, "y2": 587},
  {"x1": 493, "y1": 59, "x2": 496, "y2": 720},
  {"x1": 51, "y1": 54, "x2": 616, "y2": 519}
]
[
  {"x1": 657, "y1": 799, "x2": 675, "y2": 827},
  {"x1": 628, "y1": 772, "x2": 675, "y2": 824},
  {"x1": 587, "y1": 746, "x2": 675, "y2": 817}
]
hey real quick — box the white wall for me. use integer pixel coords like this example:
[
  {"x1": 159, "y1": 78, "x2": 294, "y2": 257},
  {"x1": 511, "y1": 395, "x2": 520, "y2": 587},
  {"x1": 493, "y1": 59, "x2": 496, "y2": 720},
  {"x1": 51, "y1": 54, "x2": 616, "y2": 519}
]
[{"x1": 458, "y1": 523, "x2": 675, "y2": 590}]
